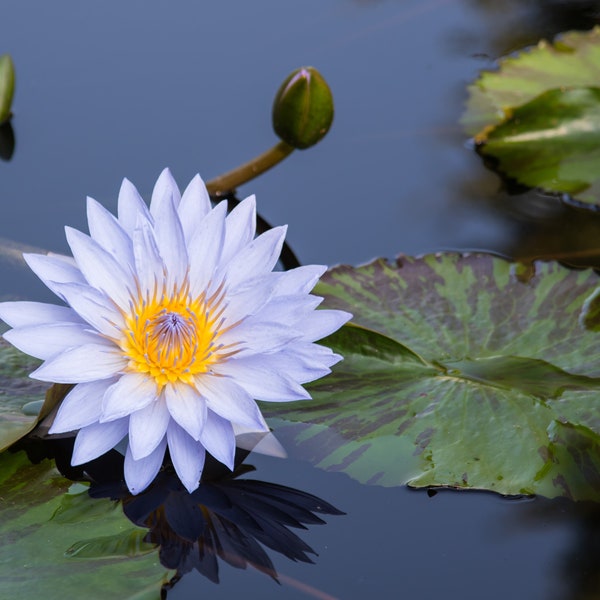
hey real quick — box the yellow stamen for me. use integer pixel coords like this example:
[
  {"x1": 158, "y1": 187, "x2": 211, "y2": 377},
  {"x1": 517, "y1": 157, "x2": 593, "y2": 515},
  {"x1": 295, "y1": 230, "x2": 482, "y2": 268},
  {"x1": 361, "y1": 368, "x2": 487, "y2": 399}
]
[{"x1": 119, "y1": 281, "x2": 228, "y2": 388}]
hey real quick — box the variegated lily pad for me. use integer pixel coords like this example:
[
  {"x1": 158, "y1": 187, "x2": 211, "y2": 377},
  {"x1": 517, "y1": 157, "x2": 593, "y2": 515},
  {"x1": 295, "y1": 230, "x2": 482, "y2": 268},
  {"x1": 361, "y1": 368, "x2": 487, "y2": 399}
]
[{"x1": 263, "y1": 254, "x2": 600, "y2": 500}]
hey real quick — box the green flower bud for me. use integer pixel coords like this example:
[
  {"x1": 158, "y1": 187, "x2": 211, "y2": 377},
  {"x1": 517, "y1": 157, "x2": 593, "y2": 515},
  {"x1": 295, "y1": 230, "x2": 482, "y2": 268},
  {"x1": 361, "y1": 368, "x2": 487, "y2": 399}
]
[
  {"x1": 272, "y1": 66, "x2": 334, "y2": 149},
  {"x1": 0, "y1": 54, "x2": 14, "y2": 125}
]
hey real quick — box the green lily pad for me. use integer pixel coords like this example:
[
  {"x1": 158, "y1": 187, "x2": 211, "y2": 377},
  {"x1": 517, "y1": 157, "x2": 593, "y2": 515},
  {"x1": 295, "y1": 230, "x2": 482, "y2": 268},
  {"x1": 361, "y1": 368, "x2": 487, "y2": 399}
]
[
  {"x1": 263, "y1": 254, "x2": 600, "y2": 500},
  {"x1": 463, "y1": 27, "x2": 600, "y2": 136},
  {"x1": 0, "y1": 451, "x2": 172, "y2": 599}
]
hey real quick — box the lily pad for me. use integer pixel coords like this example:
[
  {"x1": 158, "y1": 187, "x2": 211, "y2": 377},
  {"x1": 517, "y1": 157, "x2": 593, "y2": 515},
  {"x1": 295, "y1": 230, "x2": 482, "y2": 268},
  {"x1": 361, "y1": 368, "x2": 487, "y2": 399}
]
[
  {"x1": 263, "y1": 254, "x2": 600, "y2": 500},
  {"x1": 0, "y1": 451, "x2": 172, "y2": 599},
  {"x1": 463, "y1": 27, "x2": 600, "y2": 136}
]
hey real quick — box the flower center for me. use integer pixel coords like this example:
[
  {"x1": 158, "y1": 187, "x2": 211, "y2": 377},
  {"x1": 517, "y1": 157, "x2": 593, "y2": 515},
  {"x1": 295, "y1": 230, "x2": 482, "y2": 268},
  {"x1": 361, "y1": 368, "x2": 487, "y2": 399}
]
[{"x1": 120, "y1": 283, "x2": 227, "y2": 387}]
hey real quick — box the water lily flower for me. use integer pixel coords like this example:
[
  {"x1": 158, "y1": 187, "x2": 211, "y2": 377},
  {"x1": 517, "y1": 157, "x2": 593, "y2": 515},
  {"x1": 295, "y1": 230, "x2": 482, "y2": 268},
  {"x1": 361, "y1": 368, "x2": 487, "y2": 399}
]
[{"x1": 0, "y1": 169, "x2": 351, "y2": 494}]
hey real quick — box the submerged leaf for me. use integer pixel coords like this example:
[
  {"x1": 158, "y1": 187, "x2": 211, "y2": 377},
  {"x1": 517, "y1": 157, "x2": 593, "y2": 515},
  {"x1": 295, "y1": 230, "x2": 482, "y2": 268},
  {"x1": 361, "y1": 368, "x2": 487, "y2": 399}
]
[
  {"x1": 463, "y1": 27, "x2": 600, "y2": 205},
  {"x1": 478, "y1": 87, "x2": 600, "y2": 205},
  {"x1": 263, "y1": 254, "x2": 600, "y2": 500},
  {"x1": 463, "y1": 27, "x2": 600, "y2": 135}
]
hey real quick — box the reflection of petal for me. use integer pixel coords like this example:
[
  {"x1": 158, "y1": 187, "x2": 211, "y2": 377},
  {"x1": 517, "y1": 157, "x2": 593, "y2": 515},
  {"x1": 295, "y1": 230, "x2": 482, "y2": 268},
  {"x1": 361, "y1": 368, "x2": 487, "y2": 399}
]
[{"x1": 80, "y1": 445, "x2": 344, "y2": 586}]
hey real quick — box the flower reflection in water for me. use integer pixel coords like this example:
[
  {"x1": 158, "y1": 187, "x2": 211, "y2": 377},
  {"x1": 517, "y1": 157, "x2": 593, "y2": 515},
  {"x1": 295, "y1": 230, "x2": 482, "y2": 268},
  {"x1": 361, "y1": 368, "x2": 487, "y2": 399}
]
[{"x1": 37, "y1": 436, "x2": 344, "y2": 588}]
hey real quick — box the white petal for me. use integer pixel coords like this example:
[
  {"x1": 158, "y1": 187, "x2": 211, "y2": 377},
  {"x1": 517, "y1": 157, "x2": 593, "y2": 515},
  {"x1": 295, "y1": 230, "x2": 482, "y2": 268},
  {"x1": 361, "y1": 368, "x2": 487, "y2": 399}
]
[
  {"x1": 254, "y1": 294, "x2": 322, "y2": 325},
  {"x1": 71, "y1": 417, "x2": 128, "y2": 465},
  {"x1": 271, "y1": 264, "x2": 327, "y2": 295},
  {"x1": 178, "y1": 174, "x2": 212, "y2": 241},
  {"x1": 269, "y1": 341, "x2": 343, "y2": 381},
  {"x1": 46, "y1": 252, "x2": 77, "y2": 266},
  {"x1": 200, "y1": 409, "x2": 235, "y2": 470},
  {"x1": 31, "y1": 343, "x2": 127, "y2": 383},
  {"x1": 187, "y1": 201, "x2": 227, "y2": 298},
  {"x1": 65, "y1": 227, "x2": 133, "y2": 309},
  {"x1": 152, "y1": 193, "x2": 188, "y2": 289},
  {"x1": 214, "y1": 356, "x2": 311, "y2": 401},
  {"x1": 222, "y1": 345, "x2": 333, "y2": 385},
  {"x1": 132, "y1": 219, "x2": 165, "y2": 294},
  {"x1": 220, "y1": 195, "x2": 256, "y2": 265},
  {"x1": 223, "y1": 225, "x2": 287, "y2": 291},
  {"x1": 195, "y1": 376, "x2": 268, "y2": 431},
  {"x1": 50, "y1": 281, "x2": 124, "y2": 337},
  {"x1": 124, "y1": 436, "x2": 167, "y2": 495},
  {"x1": 0, "y1": 301, "x2": 83, "y2": 328},
  {"x1": 150, "y1": 168, "x2": 181, "y2": 214},
  {"x1": 218, "y1": 318, "x2": 301, "y2": 356},
  {"x1": 221, "y1": 278, "x2": 277, "y2": 323},
  {"x1": 164, "y1": 383, "x2": 207, "y2": 440},
  {"x1": 118, "y1": 178, "x2": 152, "y2": 234},
  {"x1": 300, "y1": 309, "x2": 352, "y2": 342},
  {"x1": 50, "y1": 378, "x2": 116, "y2": 433},
  {"x1": 101, "y1": 372, "x2": 159, "y2": 421},
  {"x1": 86, "y1": 197, "x2": 134, "y2": 270},
  {"x1": 167, "y1": 420, "x2": 206, "y2": 493},
  {"x1": 128, "y1": 397, "x2": 170, "y2": 460},
  {"x1": 4, "y1": 322, "x2": 103, "y2": 360},
  {"x1": 24, "y1": 253, "x2": 86, "y2": 300}
]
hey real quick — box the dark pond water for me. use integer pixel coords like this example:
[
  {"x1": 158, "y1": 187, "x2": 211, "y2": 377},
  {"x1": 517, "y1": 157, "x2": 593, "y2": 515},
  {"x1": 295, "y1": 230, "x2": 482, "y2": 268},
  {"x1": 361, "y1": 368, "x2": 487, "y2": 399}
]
[{"x1": 1, "y1": 1, "x2": 600, "y2": 598}]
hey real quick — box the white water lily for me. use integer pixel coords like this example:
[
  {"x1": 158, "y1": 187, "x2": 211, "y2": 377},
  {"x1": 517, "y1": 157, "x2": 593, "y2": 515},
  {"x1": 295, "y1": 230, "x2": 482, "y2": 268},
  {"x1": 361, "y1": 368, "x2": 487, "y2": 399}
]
[{"x1": 0, "y1": 169, "x2": 350, "y2": 493}]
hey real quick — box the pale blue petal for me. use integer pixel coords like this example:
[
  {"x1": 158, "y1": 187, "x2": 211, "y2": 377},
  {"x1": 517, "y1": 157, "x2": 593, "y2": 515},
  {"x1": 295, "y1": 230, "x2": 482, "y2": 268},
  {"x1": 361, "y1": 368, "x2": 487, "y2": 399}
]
[
  {"x1": 214, "y1": 356, "x2": 311, "y2": 401},
  {"x1": 150, "y1": 168, "x2": 181, "y2": 214},
  {"x1": 0, "y1": 301, "x2": 83, "y2": 328},
  {"x1": 195, "y1": 376, "x2": 268, "y2": 431},
  {"x1": 300, "y1": 309, "x2": 352, "y2": 342},
  {"x1": 101, "y1": 373, "x2": 159, "y2": 421},
  {"x1": 4, "y1": 322, "x2": 103, "y2": 360},
  {"x1": 222, "y1": 225, "x2": 287, "y2": 291},
  {"x1": 187, "y1": 201, "x2": 227, "y2": 298},
  {"x1": 152, "y1": 193, "x2": 188, "y2": 289},
  {"x1": 86, "y1": 197, "x2": 134, "y2": 270},
  {"x1": 200, "y1": 409, "x2": 235, "y2": 470},
  {"x1": 222, "y1": 278, "x2": 277, "y2": 322},
  {"x1": 220, "y1": 195, "x2": 256, "y2": 265},
  {"x1": 128, "y1": 396, "x2": 170, "y2": 460},
  {"x1": 167, "y1": 420, "x2": 206, "y2": 493},
  {"x1": 31, "y1": 343, "x2": 127, "y2": 383},
  {"x1": 178, "y1": 174, "x2": 211, "y2": 242},
  {"x1": 253, "y1": 294, "x2": 321, "y2": 325},
  {"x1": 65, "y1": 227, "x2": 133, "y2": 309},
  {"x1": 271, "y1": 264, "x2": 327, "y2": 295},
  {"x1": 164, "y1": 383, "x2": 207, "y2": 441},
  {"x1": 218, "y1": 318, "x2": 301, "y2": 356},
  {"x1": 132, "y1": 219, "x2": 164, "y2": 294},
  {"x1": 124, "y1": 436, "x2": 167, "y2": 495},
  {"x1": 50, "y1": 378, "x2": 116, "y2": 433},
  {"x1": 118, "y1": 178, "x2": 152, "y2": 234},
  {"x1": 24, "y1": 253, "x2": 86, "y2": 300},
  {"x1": 71, "y1": 417, "x2": 128, "y2": 465},
  {"x1": 50, "y1": 281, "x2": 123, "y2": 337},
  {"x1": 218, "y1": 344, "x2": 333, "y2": 385}
]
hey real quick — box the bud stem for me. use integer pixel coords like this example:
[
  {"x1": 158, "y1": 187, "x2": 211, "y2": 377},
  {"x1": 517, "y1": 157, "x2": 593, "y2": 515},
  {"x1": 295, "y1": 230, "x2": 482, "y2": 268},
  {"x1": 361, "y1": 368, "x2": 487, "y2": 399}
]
[{"x1": 206, "y1": 140, "x2": 294, "y2": 196}]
